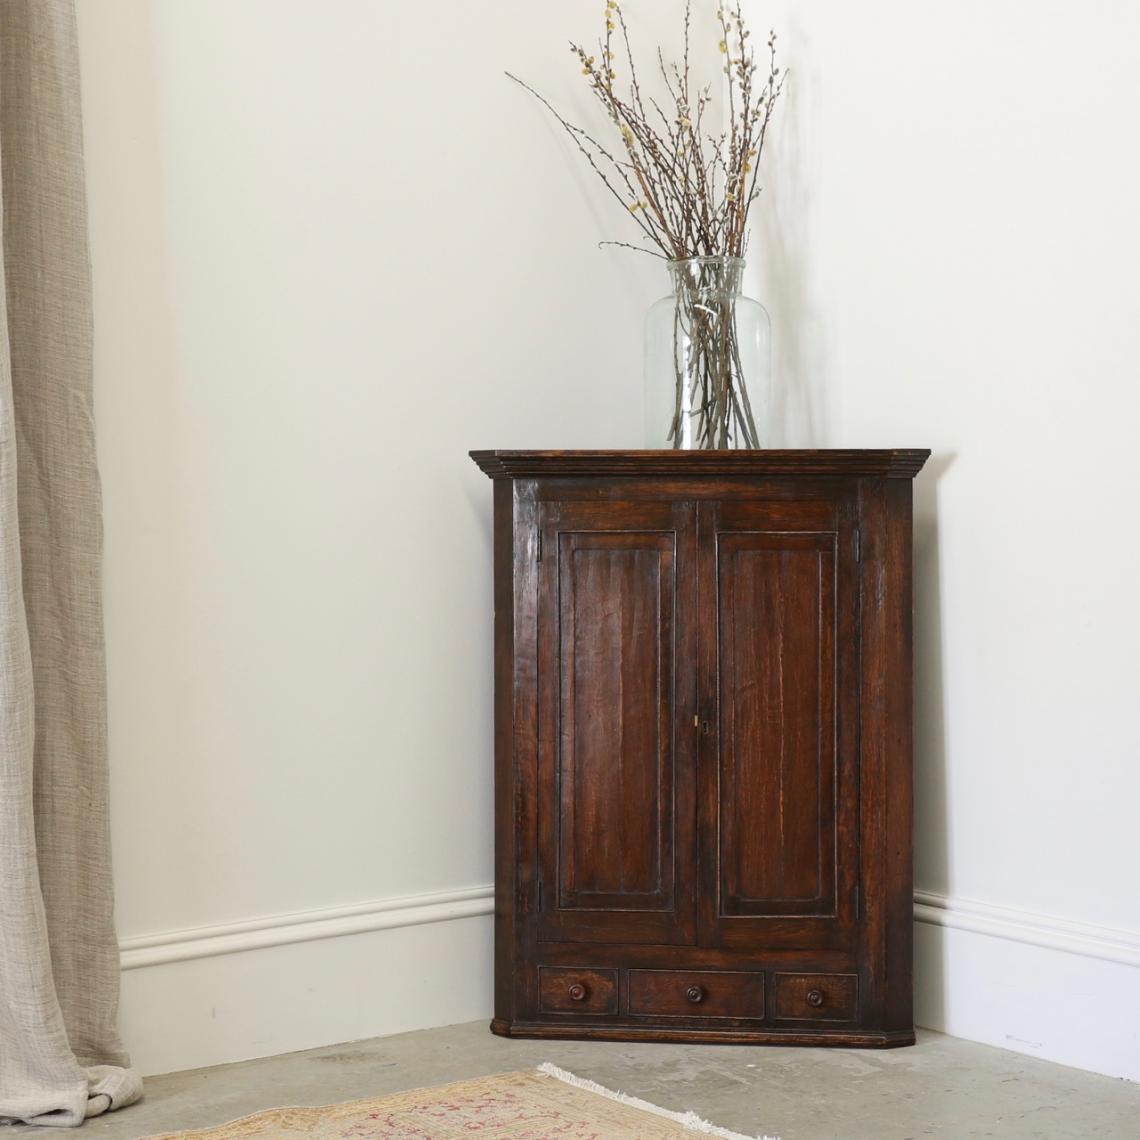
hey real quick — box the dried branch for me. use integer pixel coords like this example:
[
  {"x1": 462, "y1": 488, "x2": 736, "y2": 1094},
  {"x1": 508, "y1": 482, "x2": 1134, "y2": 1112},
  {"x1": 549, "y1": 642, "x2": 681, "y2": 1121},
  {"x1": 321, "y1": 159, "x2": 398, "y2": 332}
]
[{"x1": 508, "y1": 1, "x2": 784, "y2": 262}]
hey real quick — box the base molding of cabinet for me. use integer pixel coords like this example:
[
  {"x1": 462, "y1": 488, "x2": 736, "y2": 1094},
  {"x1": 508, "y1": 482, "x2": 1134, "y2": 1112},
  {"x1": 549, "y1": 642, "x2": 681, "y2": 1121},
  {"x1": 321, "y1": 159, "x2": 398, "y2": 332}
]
[{"x1": 490, "y1": 1019, "x2": 915, "y2": 1049}]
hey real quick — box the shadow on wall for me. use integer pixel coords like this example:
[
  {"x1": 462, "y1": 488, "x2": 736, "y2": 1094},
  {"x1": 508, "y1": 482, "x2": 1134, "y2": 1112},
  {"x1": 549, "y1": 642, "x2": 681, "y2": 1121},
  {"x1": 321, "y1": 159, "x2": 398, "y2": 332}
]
[
  {"x1": 78, "y1": 0, "x2": 202, "y2": 927},
  {"x1": 751, "y1": 15, "x2": 829, "y2": 449},
  {"x1": 912, "y1": 451, "x2": 955, "y2": 1027}
]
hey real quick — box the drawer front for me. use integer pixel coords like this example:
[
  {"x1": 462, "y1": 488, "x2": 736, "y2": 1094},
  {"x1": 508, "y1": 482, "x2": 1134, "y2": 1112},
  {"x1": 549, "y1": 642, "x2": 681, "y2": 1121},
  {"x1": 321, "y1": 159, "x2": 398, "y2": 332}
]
[
  {"x1": 771, "y1": 972, "x2": 858, "y2": 1021},
  {"x1": 629, "y1": 970, "x2": 765, "y2": 1019},
  {"x1": 538, "y1": 967, "x2": 618, "y2": 1015}
]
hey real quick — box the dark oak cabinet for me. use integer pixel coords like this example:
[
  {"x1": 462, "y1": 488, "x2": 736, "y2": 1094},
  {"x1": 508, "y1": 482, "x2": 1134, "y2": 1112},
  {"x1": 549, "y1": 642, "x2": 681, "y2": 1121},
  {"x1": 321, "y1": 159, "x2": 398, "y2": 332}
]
[{"x1": 471, "y1": 450, "x2": 929, "y2": 1046}]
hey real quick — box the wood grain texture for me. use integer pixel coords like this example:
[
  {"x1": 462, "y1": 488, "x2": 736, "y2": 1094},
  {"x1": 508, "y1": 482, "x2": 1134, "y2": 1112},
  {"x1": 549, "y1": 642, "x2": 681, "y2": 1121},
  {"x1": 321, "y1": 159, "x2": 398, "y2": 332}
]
[
  {"x1": 535, "y1": 501, "x2": 698, "y2": 947},
  {"x1": 718, "y1": 532, "x2": 833, "y2": 912},
  {"x1": 491, "y1": 1022, "x2": 915, "y2": 1047},
  {"x1": 558, "y1": 534, "x2": 671, "y2": 906},
  {"x1": 471, "y1": 449, "x2": 931, "y2": 479},
  {"x1": 538, "y1": 967, "x2": 619, "y2": 1015},
  {"x1": 506, "y1": 478, "x2": 542, "y2": 1025},
  {"x1": 491, "y1": 477, "x2": 516, "y2": 1027},
  {"x1": 474, "y1": 450, "x2": 926, "y2": 1045},
  {"x1": 697, "y1": 498, "x2": 860, "y2": 956},
  {"x1": 771, "y1": 972, "x2": 859, "y2": 1022},
  {"x1": 628, "y1": 970, "x2": 765, "y2": 1020},
  {"x1": 857, "y1": 478, "x2": 916, "y2": 1034}
]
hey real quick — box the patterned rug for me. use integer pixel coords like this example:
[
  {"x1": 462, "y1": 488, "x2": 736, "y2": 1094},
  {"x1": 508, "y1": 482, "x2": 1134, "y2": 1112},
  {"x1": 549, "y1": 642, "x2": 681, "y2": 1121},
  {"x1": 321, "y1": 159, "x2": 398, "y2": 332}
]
[{"x1": 145, "y1": 1064, "x2": 769, "y2": 1139}]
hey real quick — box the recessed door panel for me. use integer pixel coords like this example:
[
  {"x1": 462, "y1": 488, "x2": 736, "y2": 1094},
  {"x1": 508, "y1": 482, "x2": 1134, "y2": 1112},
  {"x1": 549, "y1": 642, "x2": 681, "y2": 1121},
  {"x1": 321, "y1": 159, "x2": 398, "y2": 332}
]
[
  {"x1": 537, "y1": 500, "x2": 698, "y2": 945},
  {"x1": 719, "y1": 532, "x2": 836, "y2": 915},
  {"x1": 699, "y1": 498, "x2": 859, "y2": 951},
  {"x1": 560, "y1": 533, "x2": 673, "y2": 908}
]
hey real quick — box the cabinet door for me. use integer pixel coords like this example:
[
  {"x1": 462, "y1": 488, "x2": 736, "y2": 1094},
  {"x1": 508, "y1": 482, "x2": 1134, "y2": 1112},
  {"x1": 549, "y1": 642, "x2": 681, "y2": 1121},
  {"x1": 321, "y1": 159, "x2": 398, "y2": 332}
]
[
  {"x1": 535, "y1": 500, "x2": 698, "y2": 945},
  {"x1": 698, "y1": 496, "x2": 860, "y2": 951}
]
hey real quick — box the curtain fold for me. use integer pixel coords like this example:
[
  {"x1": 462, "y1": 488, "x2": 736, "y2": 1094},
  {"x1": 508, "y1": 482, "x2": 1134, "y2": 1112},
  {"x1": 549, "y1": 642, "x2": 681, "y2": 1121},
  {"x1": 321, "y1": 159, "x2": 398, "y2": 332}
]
[{"x1": 0, "y1": 0, "x2": 141, "y2": 1126}]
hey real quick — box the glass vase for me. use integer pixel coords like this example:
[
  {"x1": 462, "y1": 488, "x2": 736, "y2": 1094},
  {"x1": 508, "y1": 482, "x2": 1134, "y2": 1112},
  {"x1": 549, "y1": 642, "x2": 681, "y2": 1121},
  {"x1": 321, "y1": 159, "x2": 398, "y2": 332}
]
[{"x1": 644, "y1": 256, "x2": 771, "y2": 449}]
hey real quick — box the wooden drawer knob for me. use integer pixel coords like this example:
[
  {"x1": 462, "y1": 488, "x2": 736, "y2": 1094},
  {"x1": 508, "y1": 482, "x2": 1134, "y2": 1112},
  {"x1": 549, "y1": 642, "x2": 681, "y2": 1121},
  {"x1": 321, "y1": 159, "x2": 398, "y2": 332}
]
[
  {"x1": 685, "y1": 985, "x2": 705, "y2": 1004},
  {"x1": 567, "y1": 983, "x2": 588, "y2": 1002},
  {"x1": 806, "y1": 988, "x2": 825, "y2": 1008}
]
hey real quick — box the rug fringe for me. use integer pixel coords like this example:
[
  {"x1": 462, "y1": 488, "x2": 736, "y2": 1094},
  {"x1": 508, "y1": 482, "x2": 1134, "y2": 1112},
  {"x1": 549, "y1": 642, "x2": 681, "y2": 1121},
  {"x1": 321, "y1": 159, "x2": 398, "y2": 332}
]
[{"x1": 536, "y1": 1062, "x2": 775, "y2": 1140}]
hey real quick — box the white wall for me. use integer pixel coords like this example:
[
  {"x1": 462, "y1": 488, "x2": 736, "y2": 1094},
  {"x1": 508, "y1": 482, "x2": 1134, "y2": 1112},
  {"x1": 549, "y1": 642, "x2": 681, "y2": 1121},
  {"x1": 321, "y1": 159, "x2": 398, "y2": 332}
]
[
  {"x1": 75, "y1": 0, "x2": 672, "y2": 1076},
  {"x1": 748, "y1": 0, "x2": 1140, "y2": 1080},
  {"x1": 78, "y1": 1, "x2": 1140, "y2": 1081}
]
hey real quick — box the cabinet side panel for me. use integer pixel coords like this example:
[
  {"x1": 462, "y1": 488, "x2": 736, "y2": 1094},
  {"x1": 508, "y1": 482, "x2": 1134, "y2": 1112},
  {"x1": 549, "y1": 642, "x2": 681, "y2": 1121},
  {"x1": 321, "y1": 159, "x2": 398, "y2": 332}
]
[
  {"x1": 858, "y1": 478, "x2": 916, "y2": 1034},
  {"x1": 495, "y1": 479, "x2": 540, "y2": 1026},
  {"x1": 492, "y1": 477, "x2": 515, "y2": 1025}
]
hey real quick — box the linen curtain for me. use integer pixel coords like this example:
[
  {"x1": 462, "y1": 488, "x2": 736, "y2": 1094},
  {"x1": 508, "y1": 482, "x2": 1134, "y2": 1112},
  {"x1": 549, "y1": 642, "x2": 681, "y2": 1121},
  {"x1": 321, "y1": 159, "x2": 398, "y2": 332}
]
[{"x1": 0, "y1": 0, "x2": 141, "y2": 1126}]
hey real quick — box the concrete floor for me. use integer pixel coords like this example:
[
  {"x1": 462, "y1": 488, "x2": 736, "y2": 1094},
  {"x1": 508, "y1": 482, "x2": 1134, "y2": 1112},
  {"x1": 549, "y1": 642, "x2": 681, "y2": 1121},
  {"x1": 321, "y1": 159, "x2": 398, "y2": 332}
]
[{"x1": 6, "y1": 1021, "x2": 1138, "y2": 1139}]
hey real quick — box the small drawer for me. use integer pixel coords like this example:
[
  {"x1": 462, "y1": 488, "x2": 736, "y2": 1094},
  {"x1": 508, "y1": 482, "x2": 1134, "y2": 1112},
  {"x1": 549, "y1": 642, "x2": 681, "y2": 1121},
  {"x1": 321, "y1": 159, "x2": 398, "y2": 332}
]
[
  {"x1": 629, "y1": 970, "x2": 765, "y2": 1020},
  {"x1": 538, "y1": 967, "x2": 618, "y2": 1015},
  {"x1": 771, "y1": 973, "x2": 858, "y2": 1021}
]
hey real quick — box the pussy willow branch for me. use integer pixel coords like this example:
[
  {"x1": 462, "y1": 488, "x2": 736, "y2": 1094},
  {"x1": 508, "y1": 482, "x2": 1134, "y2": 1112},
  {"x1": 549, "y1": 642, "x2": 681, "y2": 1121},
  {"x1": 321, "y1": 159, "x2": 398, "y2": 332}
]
[
  {"x1": 509, "y1": 0, "x2": 784, "y2": 261},
  {"x1": 599, "y1": 239, "x2": 668, "y2": 258},
  {"x1": 504, "y1": 71, "x2": 662, "y2": 251},
  {"x1": 511, "y1": 3, "x2": 781, "y2": 450}
]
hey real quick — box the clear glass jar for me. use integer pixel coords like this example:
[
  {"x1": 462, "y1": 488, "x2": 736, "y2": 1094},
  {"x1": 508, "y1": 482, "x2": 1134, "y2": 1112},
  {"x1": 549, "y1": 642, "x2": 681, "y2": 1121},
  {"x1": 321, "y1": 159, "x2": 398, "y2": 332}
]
[{"x1": 644, "y1": 256, "x2": 771, "y2": 449}]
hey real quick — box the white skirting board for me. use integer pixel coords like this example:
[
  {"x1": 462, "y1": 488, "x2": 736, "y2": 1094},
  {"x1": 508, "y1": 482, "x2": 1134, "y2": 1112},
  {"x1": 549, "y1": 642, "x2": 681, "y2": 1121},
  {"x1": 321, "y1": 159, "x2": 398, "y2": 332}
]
[
  {"x1": 118, "y1": 885, "x2": 1139, "y2": 1081},
  {"x1": 118, "y1": 887, "x2": 495, "y2": 1077},
  {"x1": 914, "y1": 891, "x2": 1140, "y2": 1082}
]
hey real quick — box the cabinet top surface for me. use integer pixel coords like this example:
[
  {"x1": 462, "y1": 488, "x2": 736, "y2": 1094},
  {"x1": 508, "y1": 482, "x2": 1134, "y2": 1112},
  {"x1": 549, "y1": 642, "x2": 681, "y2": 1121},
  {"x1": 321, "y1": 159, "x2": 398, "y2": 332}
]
[{"x1": 470, "y1": 449, "x2": 930, "y2": 479}]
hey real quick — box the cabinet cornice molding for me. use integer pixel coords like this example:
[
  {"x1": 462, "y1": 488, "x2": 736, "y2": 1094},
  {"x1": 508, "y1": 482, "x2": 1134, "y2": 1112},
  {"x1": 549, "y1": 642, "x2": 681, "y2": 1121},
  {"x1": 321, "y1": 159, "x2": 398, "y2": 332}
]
[{"x1": 470, "y1": 449, "x2": 931, "y2": 480}]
